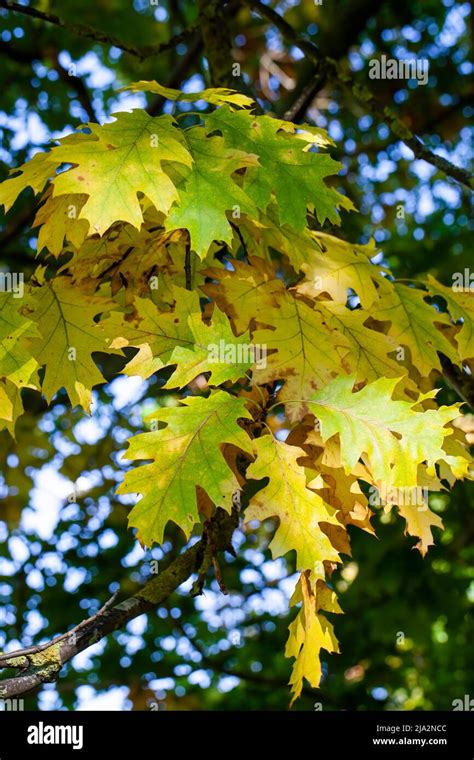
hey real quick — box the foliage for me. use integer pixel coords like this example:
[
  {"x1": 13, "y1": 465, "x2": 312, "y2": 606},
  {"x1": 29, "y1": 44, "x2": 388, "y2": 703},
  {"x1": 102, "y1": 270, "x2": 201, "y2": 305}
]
[
  {"x1": 0, "y1": 0, "x2": 472, "y2": 712},
  {"x1": 1, "y1": 78, "x2": 473, "y2": 704}
]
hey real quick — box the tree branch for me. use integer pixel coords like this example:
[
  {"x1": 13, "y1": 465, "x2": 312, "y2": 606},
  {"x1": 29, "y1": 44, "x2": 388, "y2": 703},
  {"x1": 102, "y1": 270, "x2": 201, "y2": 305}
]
[
  {"x1": 0, "y1": 40, "x2": 98, "y2": 122},
  {"x1": 198, "y1": 0, "x2": 233, "y2": 87},
  {"x1": 246, "y1": 0, "x2": 473, "y2": 190},
  {"x1": 146, "y1": 34, "x2": 204, "y2": 117},
  {"x1": 51, "y1": 52, "x2": 98, "y2": 123},
  {"x1": 283, "y1": 75, "x2": 326, "y2": 122},
  {"x1": 184, "y1": 240, "x2": 192, "y2": 290},
  {"x1": 0, "y1": 0, "x2": 197, "y2": 61},
  {"x1": 0, "y1": 204, "x2": 36, "y2": 250},
  {"x1": 0, "y1": 507, "x2": 238, "y2": 699},
  {"x1": 0, "y1": 38, "x2": 37, "y2": 63},
  {"x1": 440, "y1": 356, "x2": 474, "y2": 409}
]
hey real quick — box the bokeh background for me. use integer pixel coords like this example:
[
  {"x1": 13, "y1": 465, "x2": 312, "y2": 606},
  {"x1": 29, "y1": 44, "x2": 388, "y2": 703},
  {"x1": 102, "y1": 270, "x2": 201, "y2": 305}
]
[{"x1": 0, "y1": 0, "x2": 472, "y2": 711}]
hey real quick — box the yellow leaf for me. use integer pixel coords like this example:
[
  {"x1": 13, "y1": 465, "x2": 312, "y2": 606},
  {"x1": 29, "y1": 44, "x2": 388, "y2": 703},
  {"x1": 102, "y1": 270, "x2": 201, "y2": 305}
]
[
  {"x1": 398, "y1": 502, "x2": 443, "y2": 557},
  {"x1": 120, "y1": 80, "x2": 254, "y2": 108},
  {"x1": 0, "y1": 151, "x2": 57, "y2": 212},
  {"x1": 427, "y1": 275, "x2": 474, "y2": 360},
  {"x1": 24, "y1": 276, "x2": 123, "y2": 410},
  {"x1": 297, "y1": 233, "x2": 386, "y2": 309},
  {"x1": 0, "y1": 293, "x2": 39, "y2": 388},
  {"x1": 286, "y1": 573, "x2": 340, "y2": 704},
  {"x1": 252, "y1": 292, "x2": 351, "y2": 421},
  {"x1": 201, "y1": 255, "x2": 285, "y2": 334},
  {"x1": 246, "y1": 435, "x2": 340, "y2": 578},
  {"x1": 50, "y1": 111, "x2": 192, "y2": 235},
  {"x1": 0, "y1": 379, "x2": 24, "y2": 436},
  {"x1": 34, "y1": 193, "x2": 89, "y2": 256},
  {"x1": 316, "y1": 301, "x2": 416, "y2": 389},
  {"x1": 372, "y1": 281, "x2": 460, "y2": 375}
]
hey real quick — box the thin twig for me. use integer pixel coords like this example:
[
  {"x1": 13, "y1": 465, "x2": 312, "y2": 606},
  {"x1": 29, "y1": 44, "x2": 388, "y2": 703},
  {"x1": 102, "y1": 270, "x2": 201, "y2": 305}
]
[
  {"x1": 184, "y1": 240, "x2": 192, "y2": 290},
  {"x1": 283, "y1": 74, "x2": 326, "y2": 122},
  {"x1": 0, "y1": 0, "x2": 198, "y2": 61},
  {"x1": 246, "y1": 0, "x2": 473, "y2": 190},
  {"x1": 230, "y1": 220, "x2": 248, "y2": 259},
  {"x1": 0, "y1": 509, "x2": 239, "y2": 698},
  {"x1": 0, "y1": 591, "x2": 120, "y2": 667},
  {"x1": 51, "y1": 52, "x2": 98, "y2": 123}
]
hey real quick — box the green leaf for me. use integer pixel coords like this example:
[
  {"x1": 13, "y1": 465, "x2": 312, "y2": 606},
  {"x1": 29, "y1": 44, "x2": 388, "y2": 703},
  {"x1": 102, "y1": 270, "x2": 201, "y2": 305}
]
[
  {"x1": 166, "y1": 128, "x2": 258, "y2": 257},
  {"x1": 50, "y1": 110, "x2": 192, "y2": 235},
  {"x1": 165, "y1": 301, "x2": 255, "y2": 388},
  {"x1": 120, "y1": 80, "x2": 254, "y2": 108},
  {"x1": 117, "y1": 391, "x2": 255, "y2": 545},
  {"x1": 108, "y1": 286, "x2": 254, "y2": 386},
  {"x1": 305, "y1": 374, "x2": 460, "y2": 487},
  {"x1": 205, "y1": 107, "x2": 354, "y2": 231}
]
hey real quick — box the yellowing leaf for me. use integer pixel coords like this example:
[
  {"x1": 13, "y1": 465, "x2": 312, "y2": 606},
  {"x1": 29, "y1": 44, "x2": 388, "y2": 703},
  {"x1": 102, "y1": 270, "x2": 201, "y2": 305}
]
[
  {"x1": 246, "y1": 435, "x2": 340, "y2": 578},
  {"x1": 252, "y1": 293, "x2": 351, "y2": 421},
  {"x1": 297, "y1": 233, "x2": 386, "y2": 309},
  {"x1": 397, "y1": 502, "x2": 443, "y2": 557},
  {"x1": 120, "y1": 80, "x2": 254, "y2": 108},
  {"x1": 316, "y1": 301, "x2": 412, "y2": 386},
  {"x1": 0, "y1": 378, "x2": 24, "y2": 436},
  {"x1": 117, "y1": 392, "x2": 254, "y2": 545},
  {"x1": 372, "y1": 281, "x2": 460, "y2": 375},
  {"x1": 305, "y1": 374, "x2": 460, "y2": 488},
  {"x1": 240, "y1": 207, "x2": 322, "y2": 273},
  {"x1": 0, "y1": 151, "x2": 58, "y2": 212},
  {"x1": 286, "y1": 573, "x2": 340, "y2": 704},
  {"x1": 109, "y1": 287, "x2": 254, "y2": 386},
  {"x1": 24, "y1": 276, "x2": 122, "y2": 410},
  {"x1": 427, "y1": 275, "x2": 474, "y2": 360},
  {"x1": 107, "y1": 289, "x2": 195, "y2": 379},
  {"x1": 0, "y1": 294, "x2": 39, "y2": 388},
  {"x1": 34, "y1": 193, "x2": 89, "y2": 256},
  {"x1": 201, "y1": 255, "x2": 286, "y2": 334},
  {"x1": 50, "y1": 110, "x2": 192, "y2": 235}
]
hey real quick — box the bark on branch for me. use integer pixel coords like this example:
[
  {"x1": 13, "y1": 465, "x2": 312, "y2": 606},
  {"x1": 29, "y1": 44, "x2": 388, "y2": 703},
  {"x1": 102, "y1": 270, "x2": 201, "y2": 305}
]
[
  {"x1": 0, "y1": 0, "x2": 198, "y2": 61},
  {"x1": 440, "y1": 356, "x2": 474, "y2": 409},
  {"x1": 0, "y1": 508, "x2": 238, "y2": 700},
  {"x1": 198, "y1": 0, "x2": 233, "y2": 87}
]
